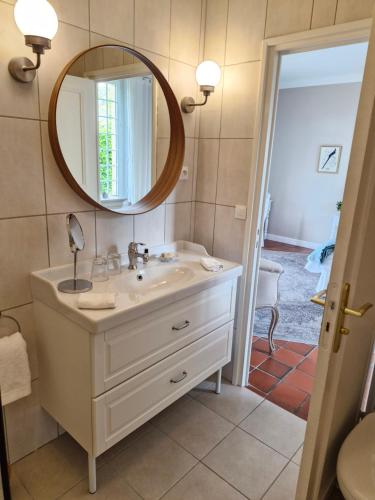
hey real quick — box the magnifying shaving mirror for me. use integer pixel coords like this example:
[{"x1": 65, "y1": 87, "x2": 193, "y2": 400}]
[{"x1": 57, "y1": 214, "x2": 93, "y2": 294}]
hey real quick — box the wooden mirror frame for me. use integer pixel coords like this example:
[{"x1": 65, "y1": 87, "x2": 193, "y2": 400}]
[{"x1": 48, "y1": 45, "x2": 185, "y2": 215}]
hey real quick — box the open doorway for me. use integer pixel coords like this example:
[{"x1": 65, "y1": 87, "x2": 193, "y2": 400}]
[{"x1": 247, "y1": 42, "x2": 368, "y2": 420}]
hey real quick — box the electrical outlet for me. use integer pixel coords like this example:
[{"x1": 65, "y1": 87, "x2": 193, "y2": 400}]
[
  {"x1": 180, "y1": 166, "x2": 189, "y2": 181},
  {"x1": 234, "y1": 205, "x2": 247, "y2": 220}
]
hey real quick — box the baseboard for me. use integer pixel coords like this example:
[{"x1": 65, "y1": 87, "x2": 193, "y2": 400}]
[{"x1": 266, "y1": 233, "x2": 319, "y2": 250}]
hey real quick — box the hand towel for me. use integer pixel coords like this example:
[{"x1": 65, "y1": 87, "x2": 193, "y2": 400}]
[
  {"x1": 200, "y1": 257, "x2": 224, "y2": 272},
  {"x1": 0, "y1": 332, "x2": 31, "y2": 406},
  {"x1": 77, "y1": 292, "x2": 117, "y2": 310}
]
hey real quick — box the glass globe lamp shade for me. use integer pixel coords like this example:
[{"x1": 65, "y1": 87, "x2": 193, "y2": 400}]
[
  {"x1": 14, "y1": 0, "x2": 58, "y2": 40},
  {"x1": 195, "y1": 61, "x2": 221, "y2": 89}
]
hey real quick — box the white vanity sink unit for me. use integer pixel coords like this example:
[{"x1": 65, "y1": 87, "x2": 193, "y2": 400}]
[{"x1": 31, "y1": 242, "x2": 242, "y2": 493}]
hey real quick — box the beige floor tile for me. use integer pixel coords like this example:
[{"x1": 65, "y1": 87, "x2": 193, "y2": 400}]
[
  {"x1": 190, "y1": 379, "x2": 263, "y2": 425},
  {"x1": 14, "y1": 433, "x2": 87, "y2": 500},
  {"x1": 152, "y1": 396, "x2": 234, "y2": 459},
  {"x1": 263, "y1": 462, "x2": 299, "y2": 500},
  {"x1": 163, "y1": 463, "x2": 246, "y2": 500},
  {"x1": 203, "y1": 428, "x2": 288, "y2": 499},
  {"x1": 292, "y1": 445, "x2": 303, "y2": 466},
  {"x1": 111, "y1": 427, "x2": 197, "y2": 500},
  {"x1": 7, "y1": 472, "x2": 32, "y2": 500},
  {"x1": 239, "y1": 400, "x2": 306, "y2": 458},
  {"x1": 60, "y1": 461, "x2": 142, "y2": 499}
]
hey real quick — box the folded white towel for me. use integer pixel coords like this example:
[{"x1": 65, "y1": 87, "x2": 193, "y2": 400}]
[
  {"x1": 77, "y1": 292, "x2": 117, "y2": 310},
  {"x1": 0, "y1": 332, "x2": 31, "y2": 406},
  {"x1": 200, "y1": 257, "x2": 224, "y2": 272}
]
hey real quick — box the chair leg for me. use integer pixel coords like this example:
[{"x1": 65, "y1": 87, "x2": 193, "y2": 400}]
[{"x1": 268, "y1": 307, "x2": 279, "y2": 354}]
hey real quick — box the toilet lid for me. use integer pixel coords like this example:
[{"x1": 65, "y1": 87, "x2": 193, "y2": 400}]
[{"x1": 337, "y1": 413, "x2": 375, "y2": 499}]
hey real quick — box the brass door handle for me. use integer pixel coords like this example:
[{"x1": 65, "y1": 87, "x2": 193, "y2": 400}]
[
  {"x1": 310, "y1": 289, "x2": 327, "y2": 307},
  {"x1": 344, "y1": 303, "x2": 373, "y2": 318}
]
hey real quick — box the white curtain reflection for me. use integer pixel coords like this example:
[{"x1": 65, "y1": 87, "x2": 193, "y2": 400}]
[{"x1": 124, "y1": 76, "x2": 152, "y2": 204}]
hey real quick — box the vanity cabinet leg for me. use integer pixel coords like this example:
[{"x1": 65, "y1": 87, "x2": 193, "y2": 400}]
[
  {"x1": 215, "y1": 368, "x2": 222, "y2": 394},
  {"x1": 88, "y1": 454, "x2": 97, "y2": 494}
]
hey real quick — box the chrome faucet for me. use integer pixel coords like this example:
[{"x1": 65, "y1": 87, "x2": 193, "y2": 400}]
[{"x1": 128, "y1": 242, "x2": 149, "y2": 270}]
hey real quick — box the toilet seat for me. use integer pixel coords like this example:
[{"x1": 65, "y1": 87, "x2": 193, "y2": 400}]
[{"x1": 337, "y1": 413, "x2": 375, "y2": 500}]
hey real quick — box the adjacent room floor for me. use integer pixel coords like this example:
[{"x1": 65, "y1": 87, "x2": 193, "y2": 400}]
[{"x1": 9, "y1": 380, "x2": 305, "y2": 500}]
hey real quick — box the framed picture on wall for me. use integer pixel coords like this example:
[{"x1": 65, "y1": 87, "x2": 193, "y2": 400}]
[{"x1": 317, "y1": 145, "x2": 342, "y2": 173}]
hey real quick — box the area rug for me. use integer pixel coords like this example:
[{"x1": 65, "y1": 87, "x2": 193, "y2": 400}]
[{"x1": 254, "y1": 249, "x2": 322, "y2": 345}]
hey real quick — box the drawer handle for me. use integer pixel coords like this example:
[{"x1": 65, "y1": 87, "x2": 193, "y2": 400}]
[
  {"x1": 172, "y1": 320, "x2": 190, "y2": 331},
  {"x1": 170, "y1": 371, "x2": 188, "y2": 384}
]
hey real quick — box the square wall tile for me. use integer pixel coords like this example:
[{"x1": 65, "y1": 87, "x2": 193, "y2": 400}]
[
  {"x1": 96, "y1": 212, "x2": 134, "y2": 256},
  {"x1": 221, "y1": 62, "x2": 260, "y2": 139},
  {"x1": 5, "y1": 380, "x2": 58, "y2": 464},
  {"x1": 199, "y1": 78, "x2": 223, "y2": 141},
  {"x1": 203, "y1": 428, "x2": 288, "y2": 499},
  {"x1": 196, "y1": 139, "x2": 219, "y2": 203},
  {"x1": 335, "y1": 0, "x2": 375, "y2": 23},
  {"x1": 225, "y1": 0, "x2": 267, "y2": 65},
  {"x1": 0, "y1": 2, "x2": 39, "y2": 119},
  {"x1": 135, "y1": 0, "x2": 171, "y2": 57},
  {"x1": 194, "y1": 203, "x2": 215, "y2": 254},
  {"x1": 165, "y1": 203, "x2": 192, "y2": 242},
  {"x1": 90, "y1": 0, "x2": 134, "y2": 43},
  {"x1": 0, "y1": 117, "x2": 45, "y2": 218},
  {"x1": 216, "y1": 139, "x2": 252, "y2": 206},
  {"x1": 47, "y1": 211, "x2": 96, "y2": 266},
  {"x1": 41, "y1": 123, "x2": 93, "y2": 214},
  {"x1": 134, "y1": 204, "x2": 165, "y2": 247},
  {"x1": 0, "y1": 304, "x2": 39, "y2": 381},
  {"x1": 50, "y1": 0, "x2": 89, "y2": 29},
  {"x1": 167, "y1": 139, "x2": 195, "y2": 203},
  {"x1": 169, "y1": 60, "x2": 198, "y2": 138},
  {"x1": 311, "y1": 0, "x2": 337, "y2": 28},
  {"x1": 0, "y1": 216, "x2": 49, "y2": 310},
  {"x1": 204, "y1": 0, "x2": 229, "y2": 65},
  {"x1": 265, "y1": 0, "x2": 314, "y2": 38},
  {"x1": 38, "y1": 22, "x2": 89, "y2": 119},
  {"x1": 213, "y1": 205, "x2": 245, "y2": 263},
  {"x1": 170, "y1": 0, "x2": 202, "y2": 65}
]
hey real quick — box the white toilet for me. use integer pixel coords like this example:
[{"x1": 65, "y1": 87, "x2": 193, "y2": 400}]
[{"x1": 337, "y1": 412, "x2": 375, "y2": 499}]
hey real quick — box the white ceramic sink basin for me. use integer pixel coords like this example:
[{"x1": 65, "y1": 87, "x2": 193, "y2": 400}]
[{"x1": 115, "y1": 265, "x2": 195, "y2": 295}]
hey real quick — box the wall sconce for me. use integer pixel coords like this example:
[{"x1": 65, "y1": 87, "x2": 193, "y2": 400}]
[
  {"x1": 8, "y1": 0, "x2": 58, "y2": 83},
  {"x1": 181, "y1": 60, "x2": 221, "y2": 113}
]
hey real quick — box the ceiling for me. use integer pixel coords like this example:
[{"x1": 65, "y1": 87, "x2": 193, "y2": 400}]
[{"x1": 279, "y1": 42, "x2": 368, "y2": 89}]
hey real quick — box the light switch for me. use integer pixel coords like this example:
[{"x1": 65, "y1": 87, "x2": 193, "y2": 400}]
[
  {"x1": 234, "y1": 205, "x2": 247, "y2": 220},
  {"x1": 180, "y1": 166, "x2": 189, "y2": 181}
]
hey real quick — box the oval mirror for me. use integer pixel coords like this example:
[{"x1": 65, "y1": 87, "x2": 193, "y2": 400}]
[
  {"x1": 49, "y1": 45, "x2": 185, "y2": 214},
  {"x1": 67, "y1": 213, "x2": 85, "y2": 252}
]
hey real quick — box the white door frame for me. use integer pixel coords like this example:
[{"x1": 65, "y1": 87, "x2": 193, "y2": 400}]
[{"x1": 232, "y1": 19, "x2": 372, "y2": 387}]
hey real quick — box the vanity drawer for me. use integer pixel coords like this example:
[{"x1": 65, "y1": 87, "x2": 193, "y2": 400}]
[
  {"x1": 93, "y1": 321, "x2": 233, "y2": 455},
  {"x1": 93, "y1": 280, "x2": 236, "y2": 395}
]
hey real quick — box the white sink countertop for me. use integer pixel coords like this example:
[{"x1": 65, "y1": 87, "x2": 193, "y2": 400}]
[{"x1": 31, "y1": 241, "x2": 243, "y2": 333}]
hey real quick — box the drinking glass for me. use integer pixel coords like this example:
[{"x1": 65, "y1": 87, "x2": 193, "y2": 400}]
[
  {"x1": 91, "y1": 257, "x2": 108, "y2": 282},
  {"x1": 107, "y1": 253, "x2": 121, "y2": 275}
]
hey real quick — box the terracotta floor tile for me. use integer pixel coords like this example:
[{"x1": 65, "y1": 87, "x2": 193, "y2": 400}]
[
  {"x1": 276, "y1": 340, "x2": 315, "y2": 356},
  {"x1": 267, "y1": 382, "x2": 307, "y2": 412},
  {"x1": 308, "y1": 348, "x2": 319, "y2": 363},
  {"x1": 247, "y1": 385, "x2": 267, "y2": 398},
  {"x1": 296, "y1": 396, "x2": 310, "y2": 420},
  {"x1": 250, "y1": 349, "x2": 269, "y2": 367},
  {"x1": 252, "y1": 335, "x2": 259, "y2": 344},
  {"x1": 253, "y1": 338, "x2": 274, "y2": 354},
  {"x1": 273, "y1": 347, "x2": 304, "y2": 367},
  {"x1": 249, "y1": 369, "x2": 279, "y2": 394},
  {"x1": 284, "y1": 369, "x2": 315, "y2": 394},
  {"x1": 298, "y1": 357, "x2": 317, "y2": 377},
  {"x1": 258, "y1": 358, "x2": 291, "y2": 379}
]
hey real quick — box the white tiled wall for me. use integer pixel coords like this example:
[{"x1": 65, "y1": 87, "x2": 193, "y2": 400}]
[
  {"x1": 193, "y1": 0, "x2": 375, "y2": 264},
  {"x1": 0, "y1": 0, "x2": 203, "y2": 463}
]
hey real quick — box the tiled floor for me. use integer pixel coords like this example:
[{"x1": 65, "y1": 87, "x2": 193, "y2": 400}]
[
  {"x1": 248, "y1": 337, "x2": 318, "y2": 420},
  {"x1": 9, "y1": 379, "x2": 305, "y2": 500}
]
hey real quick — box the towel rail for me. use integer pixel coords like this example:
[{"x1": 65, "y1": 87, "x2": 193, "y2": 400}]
[{"x1": 0, "y1": 311, "x2": 21, "y2": 333}]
